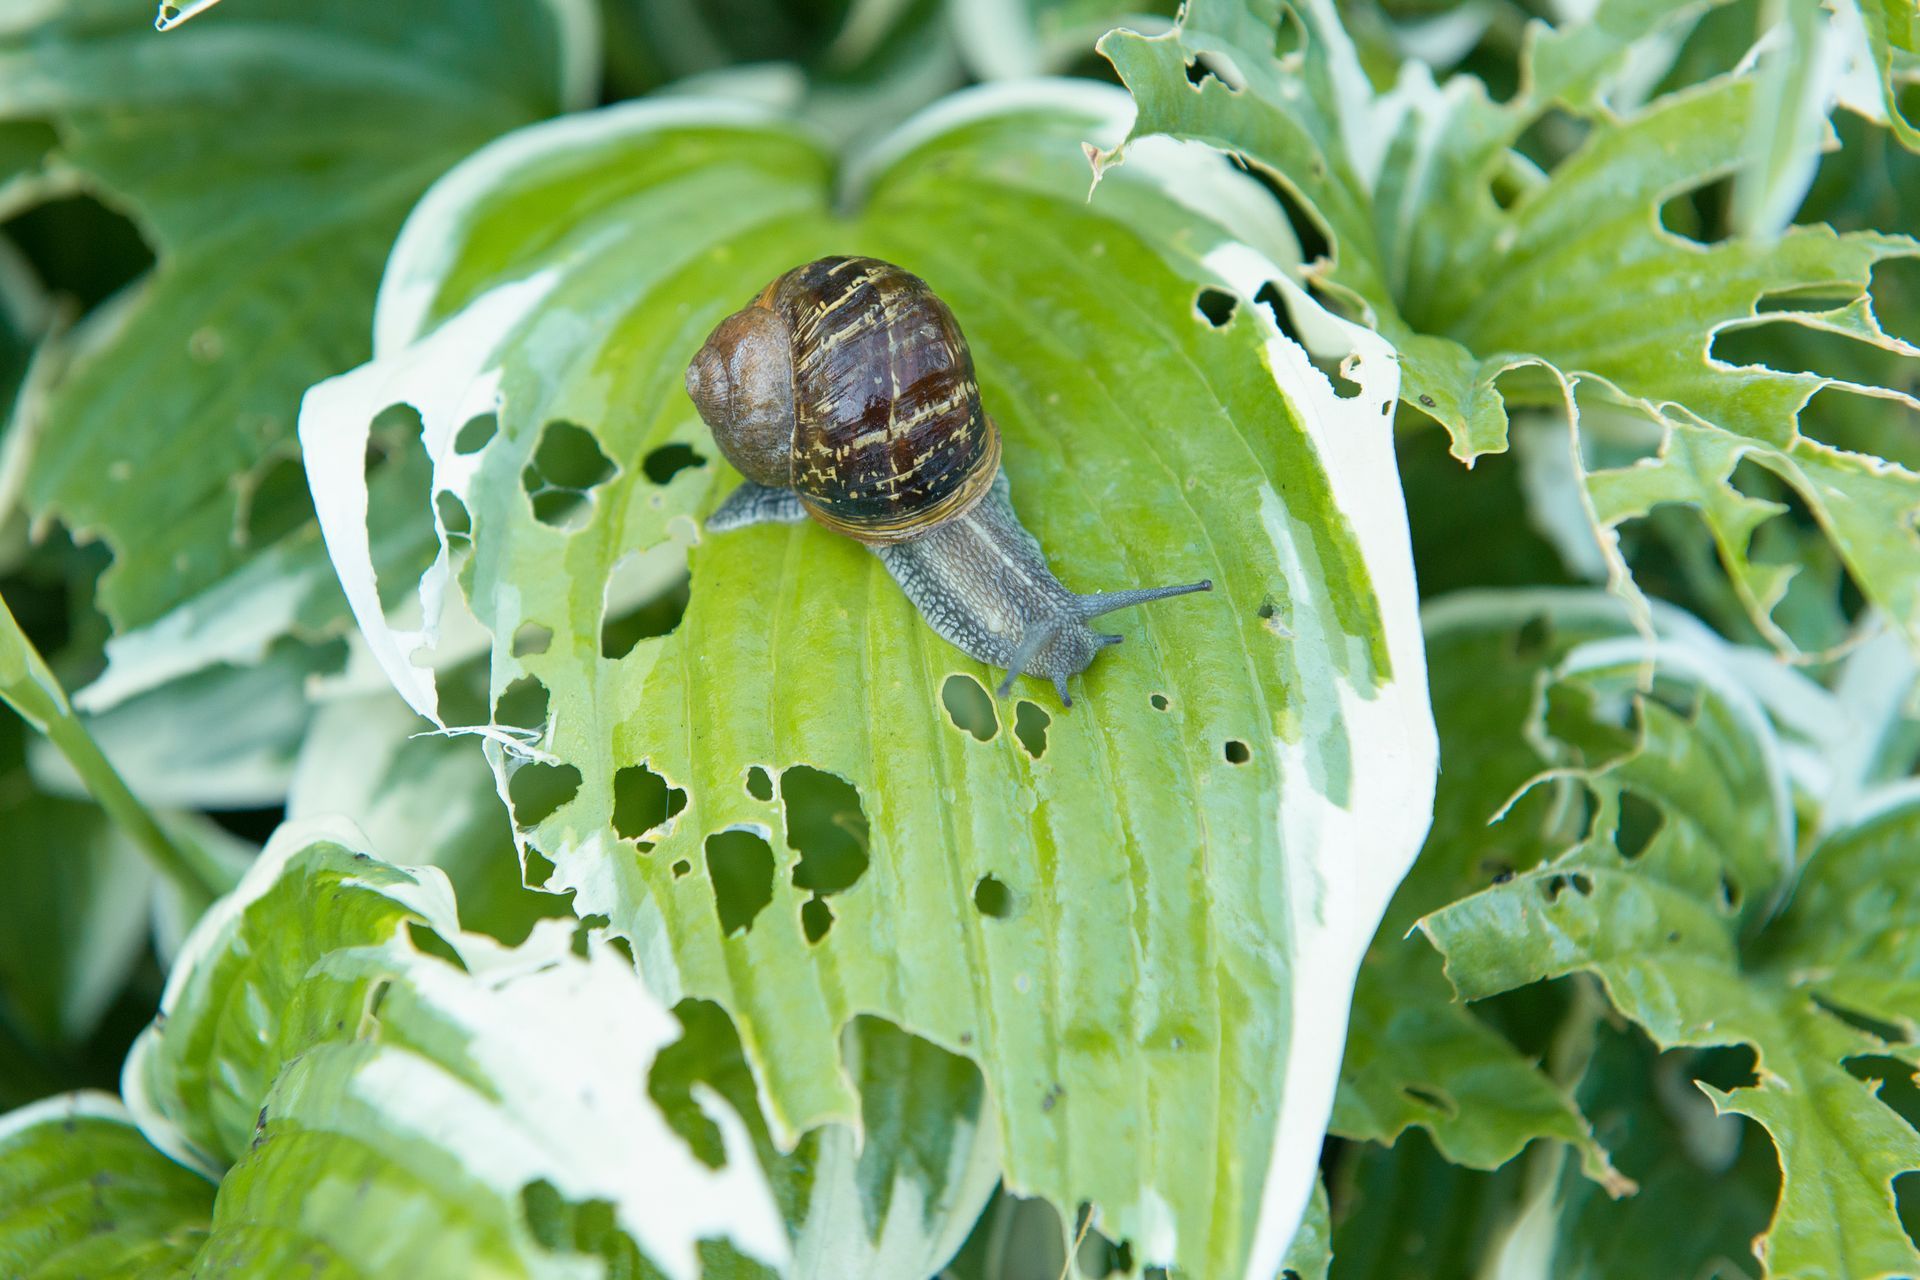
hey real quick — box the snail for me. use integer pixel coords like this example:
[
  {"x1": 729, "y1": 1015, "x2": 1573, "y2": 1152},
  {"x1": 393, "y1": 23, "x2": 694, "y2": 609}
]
[{"x1": 684, "y1": 255, "x2": 1209, "y2": 707}]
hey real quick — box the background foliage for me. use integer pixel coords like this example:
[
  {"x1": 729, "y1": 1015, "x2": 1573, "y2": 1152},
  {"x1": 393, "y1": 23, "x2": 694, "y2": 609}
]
[{"x1": 0, "y1": 0, "x2": 1917, "y2": 1278}]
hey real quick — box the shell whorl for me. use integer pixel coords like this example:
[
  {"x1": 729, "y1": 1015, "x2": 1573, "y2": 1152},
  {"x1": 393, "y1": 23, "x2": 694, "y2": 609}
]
[{"x1": 769, "y1": 256, "x2": 999, "y2": 545}]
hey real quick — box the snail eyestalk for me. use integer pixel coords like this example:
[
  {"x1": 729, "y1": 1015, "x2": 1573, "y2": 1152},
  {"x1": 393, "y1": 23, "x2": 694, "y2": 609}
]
[{"x1": 1075, "y1": 580, "x2": 1214, "y2": 619}]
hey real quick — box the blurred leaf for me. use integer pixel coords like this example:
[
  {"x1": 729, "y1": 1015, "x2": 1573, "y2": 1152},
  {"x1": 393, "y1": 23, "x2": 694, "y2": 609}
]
[
  {"x1": 953, "y1": 0, "x2": 1177, "y2": 79},
  {"x1": 1101, "y1": 0, "x2": 1920, "y2": 658},
  {"x1": 299, "y1": 82, "x2": 1435, "y2": 1278},
  {"x1": 0, "y1": 0, "x2": 594, "y2": 703},
  {"x1": 0, "y1": 586, "x2": 231, "y2": 908},
  {"x1": 1421, "y1": 642, "x2": 1920, "y2": 1278},
  {"x1": 0, "y1": 1092, "x2": 212, "y2": 1277},
  {"x1": 0, "y1": 715, "x2": 152, "y2": 1050},
  {"x1": 1853, "y1": 0, "x2": 1920, "y2": 149},
  {"x1": 1548, "y1": 1029, "x2": 1779, "y2": 1280},
  {"x1": 1328, "y1": 1128, "x2": 1527, "y2": 1280}
]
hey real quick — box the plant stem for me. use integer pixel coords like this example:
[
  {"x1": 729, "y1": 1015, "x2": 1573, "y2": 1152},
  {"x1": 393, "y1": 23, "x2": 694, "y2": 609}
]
[{"x1": 0, "y1": 589, "x2": 237, "y2": 910}]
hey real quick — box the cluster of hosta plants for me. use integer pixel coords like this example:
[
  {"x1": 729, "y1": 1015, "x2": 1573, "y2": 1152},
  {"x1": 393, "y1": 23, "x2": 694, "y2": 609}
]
[{"x1": 0, "y1": 0, "x2": 1916, "y2": 1276}]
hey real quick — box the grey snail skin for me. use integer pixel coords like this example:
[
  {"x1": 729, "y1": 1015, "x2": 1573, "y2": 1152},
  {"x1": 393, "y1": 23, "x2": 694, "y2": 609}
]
[{"x1": 683, "y1": 255, "x2": 1211, "y2": 708}]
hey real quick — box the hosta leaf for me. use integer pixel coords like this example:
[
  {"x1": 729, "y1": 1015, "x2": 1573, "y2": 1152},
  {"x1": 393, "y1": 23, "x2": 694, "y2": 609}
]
[
  {"x1": 1101, "y1": 0, "x2": 1920, "y2": 657},
  {"x1": 1853, "y1": 0, "x2": 1920, "y2": 149},
  {"x1": 1548, "y1": 1028, "x2": 1781, "y2": 1280},
  {"x1": 123, "y1": 819, "x2": 788, "y2": 1277},
  {"x1": 286, "y1": 682, "x2": 575, "y2": 945},
  {"x1": 1421, "y1": 644, "x2": 1920, "y2": 1279},
  {"x1": 299, "y1": 82, "x2": 1437, "y2": 1277},
  {"x1": 1335, "y1": 590, "x2": 1706, "y2": 1190},
  {"x1": 0, "y1": 0, "x2": 592, "y2": 705},
  {"x1": 0, "y1": 1092, "x2": 212, "y2": 1277}
]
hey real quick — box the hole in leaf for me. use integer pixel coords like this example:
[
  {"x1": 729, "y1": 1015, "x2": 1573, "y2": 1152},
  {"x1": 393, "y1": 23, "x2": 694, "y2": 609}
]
[
  {"x1": 239, "y1": 454, "x2": 312, "y2": 548},
  {"x1": 671, "y1": 858, "x2": 691, "y2": 878},
  {"x1": 1712, "y1": 319, "x2": 1920, "y2": 389},
  {"x1": 435, "y1": 489, "x2": 471, "y2": 537},
  {"x1": 1150, "y1": 693, "x2": 1169, "y2": 711},
  {"x1": 746, "y1": 766, "x2": 773, "y2": 802},
  {"x1": 602, "y1": 573, "x2": 690, "y2": 659},
  {"x1": 1195, "y1": 287, "x2": 1237, "y2": 327},
  {"x1": 942, "y1": 673, "x2": 998, "y2": 741},
  {"x1": 1224, "y1": 740, "x2": 1251, "y2": 764},
  {"x1": 973, "y1": 874, "x2": 1013, "y2": 919},
  {"x1": 1570, "y1": 872, "x2": 1594, "y2": 896},
  {"x1": 783, "y1": 765, "x2": 869, "y2": 896},
  {"x1": 406, "y1": 920, "x2": 466, "y2": 971},
  {"x1": 365, "y1": 405, "x2": 438, "y2": 602},
  {"x1": 453, "y1": 413, "x2": 497, "y2": 454},
  {"x1": 512, "y1": 622, "x2": 552, "y2": 658},
  {"x1": 1401, "y1": 1084, "x2": 1457, "y2": 1116},
  {"x1": 1658, "y1": 177, "x2": 1732, "y2": 246},
  {"x1": 1253, "y1": 279, "x2": 1305, "y2": 346},
  {"x1": 1512, "y1": 107, "x2": 1589, "y2": 171},
  {"x1": 1239, "y1": 162, "x2": 1331, "y2": 265},
  {"x1": 1813, "y1": 995, "x2": 1904, "y2": 1043},
  {"x1": 801, "y1": 897, "x2": 834, "y2": 944},
  {"x1": 1184, "y1": 57, "x2": 1214, "y2": 88},
  {"x1": 642, "y1": 442, "x2": 706, "y2": 484},
  {"x1": 706, "y1": 830, "x2": 775, "y2": 936},
  {"x1": 1271, "y1": 5, "x2": 1302, "y2": 57},
  {"x1": 1616, "y1": 790, "x2": 1663, "y2": 860},
  {"x1": 1543, "y1": 873, "x2": 1571, "y2": 903},
  {"x1": 508, "y1": 761, "x2": 580, "y2": 828},
  {"x1": 1013, "y1": 701, "x2": 1050, "y2": 758},
  {"x1": 531, "y1": 419, "x2": 615, "y2": 489},
  {"x1": 493, "y1": 675, "x2": 549, "y2": 732},
  {"x1": 524, "y1": 846, "x2": 556, "y2": 889},
  {"x1": 613, "y1": 763, "x2": 687, "y2": 840},
  {"x1": 1720, "y1": 873, "x2": 1742, "y2": 910},
  {"x1": 523, "y1": 420, "x2": 615, "y2": 528},
  {"x1": 520, "y1": 1179, "x2": 644, "y2": 1273}
]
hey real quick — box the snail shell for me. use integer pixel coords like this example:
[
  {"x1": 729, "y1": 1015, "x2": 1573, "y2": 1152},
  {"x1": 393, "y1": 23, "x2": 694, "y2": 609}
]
[{"x1": 688, "y1": 256, "x2": 1000, "y2": 544}]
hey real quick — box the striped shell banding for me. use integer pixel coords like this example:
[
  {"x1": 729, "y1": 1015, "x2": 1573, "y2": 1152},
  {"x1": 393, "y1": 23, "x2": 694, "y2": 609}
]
[{"x1": 771, "y1": 257, "x2": 999, "y2": 543}]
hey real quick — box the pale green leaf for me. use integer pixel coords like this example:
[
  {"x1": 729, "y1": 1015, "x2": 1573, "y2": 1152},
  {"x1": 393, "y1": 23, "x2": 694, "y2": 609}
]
[
  {"x1": 0, "y1": 1091, "x2": 212, "y2": 1278},
  {"x1": 300, "y1": 81, "x2": 1436, "y2": 1277},
  {"x1": 122, "y1": 819, "x2": 789, "y2": 1276},
  {"x1": 1421, "y1": 645, "x2": 1920, "y2": 1279},
  {"x1": 1101, "y1": 0, "x2": 1920, "y2": 658},
  {"x1": 0, "y1": 0, "x2": 593, "y2": 704}
]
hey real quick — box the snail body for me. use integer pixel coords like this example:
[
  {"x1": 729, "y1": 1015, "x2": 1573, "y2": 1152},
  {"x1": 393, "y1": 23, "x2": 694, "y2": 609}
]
[{"x1": 684, "y1": 256, "x2": 1209, "y2": 706}]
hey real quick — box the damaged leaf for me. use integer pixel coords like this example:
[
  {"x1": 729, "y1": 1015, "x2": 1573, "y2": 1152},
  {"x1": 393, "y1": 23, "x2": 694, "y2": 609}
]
[
  {"x1": 300, "y1": 82, "x2": 1436, "y2": 1277},
  {"x1": 1420, "y1": 636, "x2": 1920, "y2": 1279},
  {"x1": 0, "y1": 0, "x2": 592, "y2": 706},
  {"x1": 1101, "y1": 0, "x2": 1920, "y2": 658}
]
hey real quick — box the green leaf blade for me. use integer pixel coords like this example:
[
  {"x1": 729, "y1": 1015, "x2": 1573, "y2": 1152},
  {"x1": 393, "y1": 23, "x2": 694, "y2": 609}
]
[{"x1": 301, "y1": 83, "x2": 1438, "y2": 1277}]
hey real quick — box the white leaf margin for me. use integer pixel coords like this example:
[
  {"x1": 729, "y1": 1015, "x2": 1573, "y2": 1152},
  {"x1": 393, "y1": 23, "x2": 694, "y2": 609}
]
[
  {"x1": 116, "y1": 815, "x2": 789, "y2": 1279},
  {"x1": 299, "y1": 80, "x2": 1438, "y2": 1277}
]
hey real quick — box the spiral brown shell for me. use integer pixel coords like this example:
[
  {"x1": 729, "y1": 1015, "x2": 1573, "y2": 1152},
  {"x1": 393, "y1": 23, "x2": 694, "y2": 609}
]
[{"x1": 762, "y1": 256, "x2": 1000, "y2": 544}]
